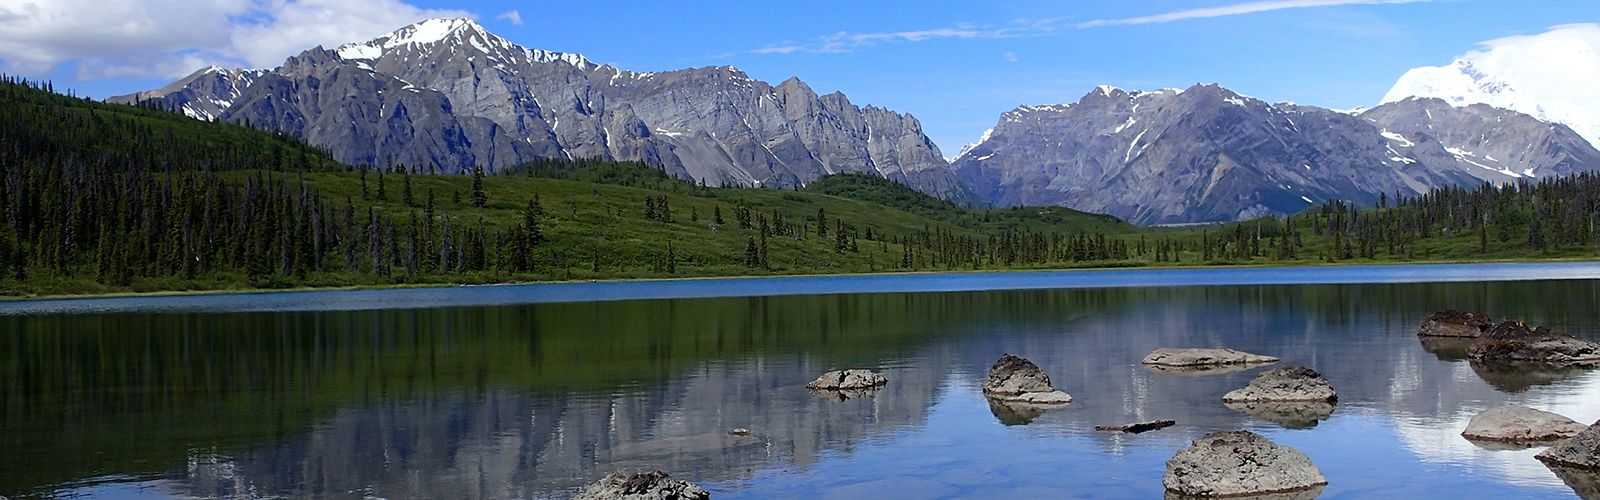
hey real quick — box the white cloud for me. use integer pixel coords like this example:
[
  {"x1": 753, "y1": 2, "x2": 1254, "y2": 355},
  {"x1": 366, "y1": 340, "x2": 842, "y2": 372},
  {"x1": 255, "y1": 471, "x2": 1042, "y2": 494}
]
[
  {"x1": 0, "y1": 0, "x2": 470, "y2": 80},
  {"x1": 751, "y1": 0, "x2": 1430, "y2": 55},
  {"x1": 1077, "y1": 0, "x2": 1432, "y2": 28},
  {"x1": 1003, "y1": 52, "x2": 1019, "y2": 63},
  {"x1": 496, "y1": 10, "x2": 523, "y2": 26}
]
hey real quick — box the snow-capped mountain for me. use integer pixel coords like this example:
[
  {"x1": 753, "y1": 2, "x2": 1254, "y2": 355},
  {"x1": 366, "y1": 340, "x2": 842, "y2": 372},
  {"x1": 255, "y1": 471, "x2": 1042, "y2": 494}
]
[
  {"x1": 1381, "y1": 23, "x2": 1600, "y2": 149},
  {"x1": 952, "y1": 84, "x2": 1600, "y2": 225},
  {"x1": 111, "y1": 18, "x2": 972, "y2": 200}
]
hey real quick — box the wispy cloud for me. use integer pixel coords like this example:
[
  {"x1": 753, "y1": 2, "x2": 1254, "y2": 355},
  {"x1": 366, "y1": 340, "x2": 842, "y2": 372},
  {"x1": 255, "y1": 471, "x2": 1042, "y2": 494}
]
[
  {"x1": 495, "y1": 10, "x2": 523, "y2": 26},
  {"x1": 750, "y1": 0, "x2": 1429, "y2": 55},
  {"x1": 1077, "y1": 0, "x2": 1431, "y2": 28}
]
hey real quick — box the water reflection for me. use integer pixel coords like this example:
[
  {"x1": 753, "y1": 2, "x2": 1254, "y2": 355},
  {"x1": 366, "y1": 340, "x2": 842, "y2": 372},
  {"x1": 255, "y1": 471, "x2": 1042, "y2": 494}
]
[{"x1": 4, "y1": 279, "x2": 1600, "y2": 498}]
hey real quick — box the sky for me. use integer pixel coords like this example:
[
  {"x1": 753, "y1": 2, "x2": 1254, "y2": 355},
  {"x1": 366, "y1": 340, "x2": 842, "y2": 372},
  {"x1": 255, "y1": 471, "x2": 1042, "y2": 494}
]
[{"x1": 1, "y1": 0, "x2": 1595, "y2": 154}]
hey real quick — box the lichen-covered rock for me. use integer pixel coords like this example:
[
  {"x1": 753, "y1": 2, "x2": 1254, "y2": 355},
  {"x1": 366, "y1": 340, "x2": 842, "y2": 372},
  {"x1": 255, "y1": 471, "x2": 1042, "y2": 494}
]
[
  {"x1": 1223, "y1": 401, "x2": 1336, "y2": 429},
  {"x1": 1222, "y1": 366, "x2": 1338, "y2": 403},
  {"x1": 805, "y1": 369, "x2": 887, "y2": 390},
  {"x1": 1468, "y1": 321, "x2": 1600, "y2": 365},
  {"x1": 1143, "y1": 348, "x2": 1279, "y2": 367},
  {"x1": 574, "y1": 471, "x2": 710, "y2": 500},
  {"x1": 982, "y1": 354, "x2": 1073, "y2": 404},
  {"x1": 1538, "y1": 420, "x2": 1600, "y2": 470},
  {"x1": 1418, "y1": 310, "x2": 1494, "y2": 338},
  {"x1": 1163, "y1": 431, "x2": 1327, "y2": 497},
  {"x1": 1461, "y1": 406, "x2": 1587, "y2": 443}
]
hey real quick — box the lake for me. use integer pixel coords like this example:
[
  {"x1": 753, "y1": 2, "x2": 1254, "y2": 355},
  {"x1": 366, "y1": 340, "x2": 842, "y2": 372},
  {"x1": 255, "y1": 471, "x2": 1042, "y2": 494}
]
[{"x1": 4, "y1": 263, "x2": 1600, "y2": 498}]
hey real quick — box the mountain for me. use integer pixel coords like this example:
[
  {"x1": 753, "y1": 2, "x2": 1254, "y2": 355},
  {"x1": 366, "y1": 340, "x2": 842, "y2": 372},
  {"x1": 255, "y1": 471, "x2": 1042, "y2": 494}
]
[
  {"x1": 1380, "y1": 23, "x2": 1600, "y2": 149},
  {"x1": 110, "y1": 18, "x2": 972, "y2": 201},
  {"x1": 952, "y1": 84, "x2": 1600, "y2": 224}
]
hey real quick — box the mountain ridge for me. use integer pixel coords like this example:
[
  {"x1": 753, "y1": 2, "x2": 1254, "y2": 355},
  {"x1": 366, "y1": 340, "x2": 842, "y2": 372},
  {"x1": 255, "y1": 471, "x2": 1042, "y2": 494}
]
[{"x1": 111, "y1": 18, "x2": 977, "y2": 203}]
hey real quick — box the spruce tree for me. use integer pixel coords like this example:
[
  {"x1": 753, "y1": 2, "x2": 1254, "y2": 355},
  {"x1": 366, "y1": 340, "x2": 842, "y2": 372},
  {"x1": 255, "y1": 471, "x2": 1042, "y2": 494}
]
[{"x1": 471, "y1": 166, "x2": 488, "y2": 207}]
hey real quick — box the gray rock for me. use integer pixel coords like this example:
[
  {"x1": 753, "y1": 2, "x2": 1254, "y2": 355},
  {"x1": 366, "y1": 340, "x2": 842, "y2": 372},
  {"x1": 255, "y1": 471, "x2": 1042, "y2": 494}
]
[
  {"x1": 951, "y1": 85, "x2": 1600, "y2": 224},
  {"x1": 1461, "y1": 406, "x2": 1588, "y2": 443},
  {"x1": 573, "y1": 471, "x2": 709, "y2": 500},
  {"x1": 982, "y1": 354, "x2": 1073, "y2": 404},
  {"x1": 113, "y1": 18, "x2": 975, "y2": 202},
  {"x1": 1095, "y1": 419, "x2": 1177, "y2": 433},
  {"x1": 805, "y1": 369, "x2": 887, "y2": 391},
  {"x1": 1418, "y1": 310, "x2": 1494, "y2": 338},
  {"x1": 1143, "y1": 348, "x2": 1279, "y2": 367},
  {"x1": 1223, "y1": 401, "x2": 1336, "y2": 429},
  {"x1": 1163, "y1": 430, "x2": 1327, "y2": 497},
  {"x1": 1468, "y1": 321, "x2": 1600, "y2": 365},
  {"x1": 1538, "y1": 420, "x2": 1600, "y2": 470},
  {"x1": 1222, "y1": 366, "x2": 1338, "y2": 403}
]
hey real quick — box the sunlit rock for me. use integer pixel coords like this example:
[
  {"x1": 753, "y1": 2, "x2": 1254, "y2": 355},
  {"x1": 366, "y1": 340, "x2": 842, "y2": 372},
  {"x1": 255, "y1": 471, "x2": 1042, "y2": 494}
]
[
  {"x1": 1461, "y1": 406, "x2": 1587, "y2": 443},
  {"x1": 1143, "y1": 348, "x2": 1279, "y2": 368},
  {"x1": 982, "y1": 353, "x2": 1072, "y2": 404},
  {"x1": 1468, "y1": 321, "x2": 1600, "y2": 365},
  {"x1": 1222, "y1": 366, "x2": 1338, "y2": 403},
  {"x1": 1418, "y1": 310, "x2": 1494, "y2": 338},
  {"x1": 1163, "y1": 431, "x2": 1327, "y2": 497},
  {"x1": 574, "y1": 471, "x2": 709, "y2": 500}
]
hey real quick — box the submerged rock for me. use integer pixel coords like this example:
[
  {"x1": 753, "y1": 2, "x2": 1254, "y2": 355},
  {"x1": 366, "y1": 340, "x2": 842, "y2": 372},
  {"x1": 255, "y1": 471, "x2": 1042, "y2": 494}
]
[
  {"x1": 1545, "y1": 465, "x2": 1600, "y2": 500},
  {"x1": 983, "y1": 353, "x2": 1073, "y2": 404},
  {"x1": 1469, "y1": 360, "x2": 1592, "y2": 392},
  {"x1": 1419, "y1": 336, "x2": 1476, "y2": 362},
  {"x1": 1143, "y1": 348, "x2": 1279, "y2": 367},
  {"x1": 1418, "y1": 310, "x2": 1494, "y2": 338},
  {"x1": 1537, "y1": 420, "x2": 1600, "y2": 470},
  {"x1": 574, "y1": 471, "x2": 710, "y2": 500},
  {"x1": 1461, "y1": 406, "x2": 1587, "y2": 443},
  {"x1": 1468, "y1": 321, "x2": 1600, "y2": 365},
  {"x1": 1095, "y1": 419, "x2": 1177, "y2": 433},
  {"x1": 1163, "y1": 430, "x2": 1327, "y2": 497},
  {"x1": 805, "y1": 369, "x2": 887, "y2": 390},
  {"x1": 1223, "y1": 401, "x2": 1336, "y2": 429},
  {"x1": 1222, "y1": 366, "x2": 1338, "y2": 403},
  {"x1": 987, "y1": 398, "x2": 1055, "y2": 426}
]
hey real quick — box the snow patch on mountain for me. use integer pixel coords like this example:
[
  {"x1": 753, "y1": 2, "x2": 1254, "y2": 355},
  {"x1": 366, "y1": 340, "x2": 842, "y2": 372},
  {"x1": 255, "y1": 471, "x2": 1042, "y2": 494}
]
[{"x1": 1381, "y1": 23, "x2": 1600, "y2": 148}]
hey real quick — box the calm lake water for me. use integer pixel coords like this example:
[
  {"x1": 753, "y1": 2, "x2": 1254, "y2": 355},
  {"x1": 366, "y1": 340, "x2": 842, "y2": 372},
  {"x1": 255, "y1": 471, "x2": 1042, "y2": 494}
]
[{"x1": 4, "y1": 263, "x2": 1600, "y2": 499}]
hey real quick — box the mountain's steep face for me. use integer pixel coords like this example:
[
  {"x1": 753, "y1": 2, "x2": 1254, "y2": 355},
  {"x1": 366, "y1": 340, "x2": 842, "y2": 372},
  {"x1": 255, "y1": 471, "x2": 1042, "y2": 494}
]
[
  {"x1": 953, "y1": 84, "x2": 1600, "y2": 225},
  {"x1": 1361, "y1": 97, "x2": 1600, "y2": 181},
  {"x1": 1379, "y1": 23, "x2": 1600, "y2": 149},
  {"x1": 111, "y1": 18, "x2": 970, "y2": 199},
  {"x1": 115, "y1": 66, "x2": 267, "y2": 121}
]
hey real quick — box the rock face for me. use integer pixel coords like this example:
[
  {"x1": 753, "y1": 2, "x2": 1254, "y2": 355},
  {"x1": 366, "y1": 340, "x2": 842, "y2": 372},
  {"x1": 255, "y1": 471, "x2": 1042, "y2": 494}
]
[
  {"x1": 1142, "y1": 348, "x2": 1279, "y2": 367},
  {"x1": 1163, "y1": 431, "x2": 1328, "y2": 497},
  {"x1": 951, "y1": 84, "x2": 1600, "y2": 224},
  {"x1": 111, "y1": 18, "x2": 973, "y2": 201},
  {"x1": 1094, "y1": 419, "x2": 1176, "y2": 433},
  {"x1": 1417, "y1": 310, "x2": 1494, "y2": 338},
  {"x1": 805, "y1": 369, "x2": 887, "y2": 390},
  {"x1": 1461, "y1": 406, "x2": 1588, "y2": 443},
  {"x1": 1468, "y1": 321, "x2": 1600, "y2": 365},
  {"x1": 1223, "y1": 401, "x2": 1336, "y2": 430},
  {"x1": 1538, "y1": 421, "x2": 1600, "y2": 469},
  {"x1": 573, "y1": 471, "x2": 709, "y2": 500},
  {"x1": 982, "y1": 354, "x2": 1073, "y2": 404},
  {"x1": 1222, "y1": 366, "x2": 1338, "y2": 403}
]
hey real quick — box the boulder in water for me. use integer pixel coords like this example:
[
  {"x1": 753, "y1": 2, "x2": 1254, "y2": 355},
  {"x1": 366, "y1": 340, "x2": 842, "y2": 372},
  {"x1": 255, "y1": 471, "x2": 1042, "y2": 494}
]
[
  {"x1": 1461, "y1": 406, "x2": 1587, "y2": 443},
  {"x1": 1142, "y1": 348, "x2": 1279, "y2": 367},
  {"x1": 574, "y1": 471, "x2": 710, "y2": 500},
  {"x1": 1163, "y1": 430, "x2": 1327, "y2": 497},
  {"x1": 1468, "y1": 321, "x2": 1600, "y2": 365},
  {"x1": 983, "y1": 353, "x2": 1072, "y2": 404},
  {"x1": 1222, "y1": 366, "x2": 1338, "y2": 403},
  {"x1": 805, "y1": 369, "x2": 887, "y2": 390},
  {"x1": 1418, "y1": 310, "x2": 1494, "y2": 338},
  {"x1": 1537, "y1": 420, "x2": 1600, "y2": 470}
]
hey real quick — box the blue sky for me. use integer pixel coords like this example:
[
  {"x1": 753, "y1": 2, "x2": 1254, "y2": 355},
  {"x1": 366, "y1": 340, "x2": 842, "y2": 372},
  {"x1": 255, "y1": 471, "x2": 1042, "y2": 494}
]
[{"x1": 6, "y1": 0, "x2": 1595, "y2": 153}]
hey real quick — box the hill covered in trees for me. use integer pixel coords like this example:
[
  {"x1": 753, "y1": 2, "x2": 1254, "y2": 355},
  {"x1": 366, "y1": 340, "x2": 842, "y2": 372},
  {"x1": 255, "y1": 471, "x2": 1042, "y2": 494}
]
[{"x1": 1, "y1": 78, "x2": 1598, "y2": 297}]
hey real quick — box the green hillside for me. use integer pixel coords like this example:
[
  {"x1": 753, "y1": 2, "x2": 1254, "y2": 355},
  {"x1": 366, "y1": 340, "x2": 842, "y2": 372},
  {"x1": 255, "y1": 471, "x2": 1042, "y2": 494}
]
[{"x1": 1, "y1": 78, "x2": 1598, "y2": 298}]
